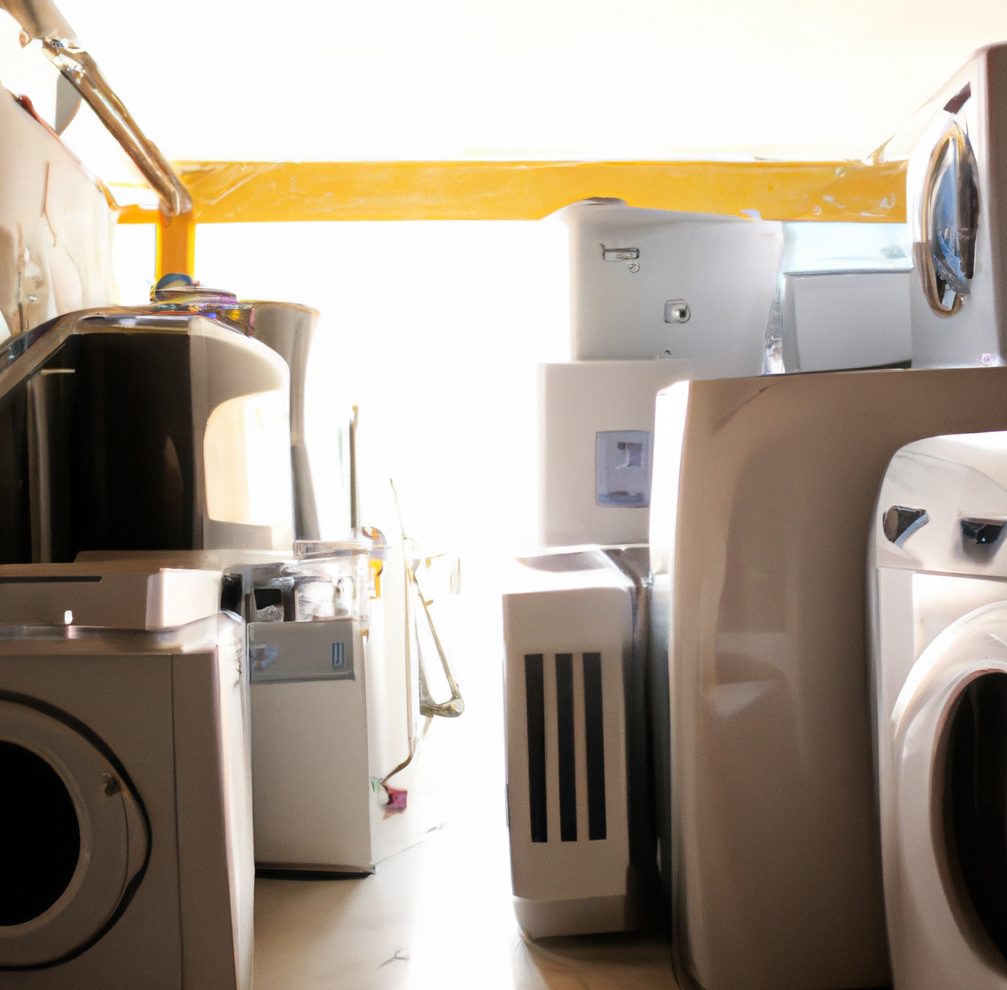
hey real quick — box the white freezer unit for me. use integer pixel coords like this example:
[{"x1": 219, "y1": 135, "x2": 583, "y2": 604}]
[
  {"x1": 776, "y1": 269, "x2": 912, "y2": 373},
  {"x1": 560, "y1": 198, "x2": 914, "y2": 374},
  {"x1": 559, "y1": 199, "x2": 783, "y2": 371},
  {"x1": 539, "y1": 360, "x2": 692, "y2": 547}
]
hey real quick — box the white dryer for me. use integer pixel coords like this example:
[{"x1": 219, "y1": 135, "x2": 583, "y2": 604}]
[
  {"x1": 899, "y1": 44, "x2": 1007, "y2": 367},
  {"x1": 870, "y1": 431, "x2": 1007, "y2": 990},
  {"x1": 0, "y1": 560, "x2": 254, "y2": 990}
]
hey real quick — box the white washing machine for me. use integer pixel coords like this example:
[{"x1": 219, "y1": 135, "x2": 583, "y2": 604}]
[
  {"x1": 870, "y1": 431, "x2": 1007, "y2": 990},
  {"x1": 0, "y1": 560, "x2": 254, "y2": 990}
]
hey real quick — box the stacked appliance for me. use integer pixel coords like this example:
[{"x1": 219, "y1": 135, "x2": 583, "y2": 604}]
[
  {"x1": 142, "y1": 280, "x2": 461, "y2": 879},
  {"x1": 647, "y1": 42, "x2": 1007, "y2": 990},
  {"x1": 0, "y1": 0, "x2": 281, "y2": 980},
  {"x1": 0, "y1": 0, "x2": 457, "y2": 981},
  {"x1": 505, "y1": 195, "x2": 918, "y2": 938},
  {"x1": 0, "y1": 274, "x2": 430, "y2": 982},
  {"x1": 0, "y1": 293, "x2": 298, "y2": 988},
  {"x1": 537, "y1": 199, "x2": 912, "y2": 550},
  {"x1": 862, "y1": 43, "x2": 1007, "y2": 990}
]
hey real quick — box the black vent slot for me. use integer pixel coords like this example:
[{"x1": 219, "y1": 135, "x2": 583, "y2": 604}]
[
  {"x1": 524, "y1": 654, "x2": 548, "y2": 843},
  {"x1": 556, "y1": 653, "x2": 577, "y2": 842},
  {"x1": 583, "y1": 652, "x2": 607, "y2": 840}
]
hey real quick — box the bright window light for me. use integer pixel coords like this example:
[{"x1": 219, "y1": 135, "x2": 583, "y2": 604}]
[{"x1": 195, "y1": 219, "x2": 570, "y2": 558}]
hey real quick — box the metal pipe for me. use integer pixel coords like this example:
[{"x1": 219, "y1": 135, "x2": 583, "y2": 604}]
[
  {"x1": 348, "y1": 407, "x2": 359, "y2": 536},
  {"x1": 0, "y1": 0, "x2": 192, "y2": 216}
]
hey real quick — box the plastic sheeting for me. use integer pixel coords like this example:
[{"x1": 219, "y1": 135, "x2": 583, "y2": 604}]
[{"x1": 0, "y1": 87, "x2": 114, "y2": 337}]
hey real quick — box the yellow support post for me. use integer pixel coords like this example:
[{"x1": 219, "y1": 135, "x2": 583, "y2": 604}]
[{"x1": 155, "y1": 212, "x2": 196, "y2": 279}]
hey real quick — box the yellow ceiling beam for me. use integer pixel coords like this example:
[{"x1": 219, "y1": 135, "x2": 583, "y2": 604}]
[{"x1": 118, "y1": 158, "x2": 907, "y2": 228}]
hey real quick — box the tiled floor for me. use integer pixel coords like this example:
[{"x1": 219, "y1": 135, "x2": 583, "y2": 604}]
[
  {"x1": 252, "y1": 574, "x2": 676, "y2": 989},
  {"x1": 252, "y1": 827, "x2": 675, "y2": 990}
]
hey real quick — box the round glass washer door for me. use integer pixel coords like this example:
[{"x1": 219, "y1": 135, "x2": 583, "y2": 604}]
[
  {"x1": 919, "y1": 119, "x2": 980, "y2": 315},
  {"x1": 943, "y1": 671, "x2": 1007, "y2": 962},
  {"x1": 0, "y1": 696, "x2": 149, "y2": 969}
]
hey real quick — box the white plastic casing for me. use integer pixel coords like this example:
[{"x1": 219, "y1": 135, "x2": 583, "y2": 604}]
[
  {"x1": 560, "y1": 200, "x2": 782, "y2": 371},
  {"x1": 250, "y1": 541, "x2": 439, "y2": 872},
  {"x1": 503, "y1": 551, "x2": 633, "y2": 938},
  {"x1": 0, "y1": 560, "x2": 253, "y2": 990},
  {"x1": 870, "y1": 432, "x2": 1007, "y2": 990},
  {"x1": 783, "y1": 270, "x2": 911, "y2": 372},
  {"x1": 539, "y1": 360, "x2": 691, "y2": 547}
]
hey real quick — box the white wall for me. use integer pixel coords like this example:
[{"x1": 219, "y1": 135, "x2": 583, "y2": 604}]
[
  {"x1": 193, "y1": 219, "x2": 570, "y2": 561},
  {"x1": 6, "y1": 2, "x2": 1007, "y2": 191}
]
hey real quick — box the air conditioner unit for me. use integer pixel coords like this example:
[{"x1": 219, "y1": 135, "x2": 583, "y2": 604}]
[{"x1": 502, "y1": 546, "x2": 654, "y2": 937}]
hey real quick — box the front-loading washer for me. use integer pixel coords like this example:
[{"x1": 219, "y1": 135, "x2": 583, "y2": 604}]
[
  {"x1": 870, "y1": 430, "x2": 1007, "y2": 989},
  {"x1": 0, "y1": 560, "x2": 254, "y2": 990}
]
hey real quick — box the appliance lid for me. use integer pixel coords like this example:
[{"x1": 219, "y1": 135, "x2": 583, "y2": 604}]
[{"x1": 0, "y1": 564, "x2": 223, "y2": 630}]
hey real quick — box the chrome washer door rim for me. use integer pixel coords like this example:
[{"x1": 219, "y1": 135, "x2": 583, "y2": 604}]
[{"x1": 0, "y1": 695, "x2": 149, "y2": 969}]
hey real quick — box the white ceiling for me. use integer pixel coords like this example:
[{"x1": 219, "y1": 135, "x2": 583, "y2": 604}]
[{"x1": 2, "y1": 0, "x2": 1007, "y2": 192}]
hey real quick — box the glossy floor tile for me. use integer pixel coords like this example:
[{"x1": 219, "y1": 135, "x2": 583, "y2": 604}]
[{"x1": 253, "y1": 826, "x2": 674, "y2": 990}]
